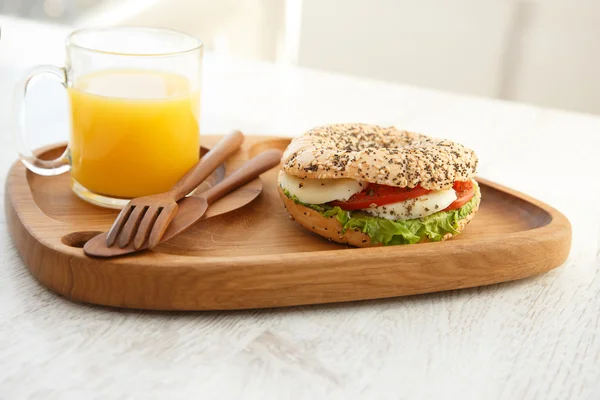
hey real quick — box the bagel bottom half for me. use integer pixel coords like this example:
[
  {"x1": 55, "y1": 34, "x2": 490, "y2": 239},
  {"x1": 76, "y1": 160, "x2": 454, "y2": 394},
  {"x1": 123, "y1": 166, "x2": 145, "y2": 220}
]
[{"x1": 278, "y1": 184, "x2": 481, "y2": 248}]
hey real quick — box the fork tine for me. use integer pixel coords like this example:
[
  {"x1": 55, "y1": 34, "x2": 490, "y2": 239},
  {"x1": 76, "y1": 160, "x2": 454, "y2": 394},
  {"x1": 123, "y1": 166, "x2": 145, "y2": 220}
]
[
  {"x1": 106, "y1": 205, "x2": 134, "y2": 247},
  {"x1": 133, "y1": 205, "x2": 161, "y2": 250},
  {"x1": 118, "y1": 206, "x2": 147, "y2": 248},
  {"x1": 148, "y1": 204, "x2": 178, "y2": 249}
]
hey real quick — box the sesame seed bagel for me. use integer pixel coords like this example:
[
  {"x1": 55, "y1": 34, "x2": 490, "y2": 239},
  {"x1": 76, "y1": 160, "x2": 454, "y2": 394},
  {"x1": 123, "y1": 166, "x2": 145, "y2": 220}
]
[
  {"x1": 282, "y1": 123, "x2": 478, "y2": 190},
  {"x1": 279, "y1": 185, "x2": 481, "y2": 247}
]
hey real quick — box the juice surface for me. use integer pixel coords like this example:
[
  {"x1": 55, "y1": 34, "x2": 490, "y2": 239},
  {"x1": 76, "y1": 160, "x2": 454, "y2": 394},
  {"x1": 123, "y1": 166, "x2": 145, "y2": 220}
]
[{"x1": 68, "y1": 69, "x2": 200, "y2": 198}]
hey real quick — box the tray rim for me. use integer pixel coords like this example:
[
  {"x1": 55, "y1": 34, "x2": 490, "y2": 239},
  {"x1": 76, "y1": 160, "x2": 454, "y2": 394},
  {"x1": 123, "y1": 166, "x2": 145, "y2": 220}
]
[{"x1": 5, "y1": 137, "x2": 572, "y2": 310}]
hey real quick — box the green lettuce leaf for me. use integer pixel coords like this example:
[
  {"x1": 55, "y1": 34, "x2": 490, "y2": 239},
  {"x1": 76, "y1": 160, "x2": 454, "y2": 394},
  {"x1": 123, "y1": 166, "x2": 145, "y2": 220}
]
[{"x1": 282, "y1": 186, "x2": 479, "y2": 246}]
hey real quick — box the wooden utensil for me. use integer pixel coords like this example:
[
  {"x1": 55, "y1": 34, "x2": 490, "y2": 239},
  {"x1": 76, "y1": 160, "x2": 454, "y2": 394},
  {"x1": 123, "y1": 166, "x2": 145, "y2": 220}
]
[
  {"x1": 85, "y1": 148, "x2": 283, "y2": 258},
  {"x1": 106, "y1": 130, "x2": 244, "y2": 249}
]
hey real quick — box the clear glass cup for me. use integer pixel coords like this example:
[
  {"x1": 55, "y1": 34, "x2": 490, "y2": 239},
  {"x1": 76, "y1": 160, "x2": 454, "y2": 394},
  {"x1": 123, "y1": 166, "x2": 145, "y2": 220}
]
[{"x1": 13, "y1": 27, "x2": 203, "y2": 208}]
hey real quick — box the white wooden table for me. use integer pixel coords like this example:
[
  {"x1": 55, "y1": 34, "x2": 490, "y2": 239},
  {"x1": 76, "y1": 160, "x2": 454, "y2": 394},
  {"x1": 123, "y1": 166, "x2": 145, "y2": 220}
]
[{"x1": 1, "y1": 18, "x2": 599, "y2": 400}]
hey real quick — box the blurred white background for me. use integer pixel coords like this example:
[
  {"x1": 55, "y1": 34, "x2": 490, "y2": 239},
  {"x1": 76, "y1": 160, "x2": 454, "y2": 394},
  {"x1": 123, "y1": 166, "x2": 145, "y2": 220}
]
[{"x1": 2, "y1": 0, "x2": 600, "y2": 115}]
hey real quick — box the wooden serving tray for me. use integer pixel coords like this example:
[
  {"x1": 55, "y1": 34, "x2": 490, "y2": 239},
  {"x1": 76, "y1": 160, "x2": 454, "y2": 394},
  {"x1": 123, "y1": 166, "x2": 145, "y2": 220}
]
[{"x1": 5, "y1": 135, "x2": 572, "y2": 310}]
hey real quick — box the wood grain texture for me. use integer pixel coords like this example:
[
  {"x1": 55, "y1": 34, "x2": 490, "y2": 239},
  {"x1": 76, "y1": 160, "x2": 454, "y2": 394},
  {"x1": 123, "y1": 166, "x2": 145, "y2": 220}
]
[
  {"x1": 2, "y1": 42, "x2": 600, "y2": 400},
  {"x1": 5, "y1": 135, "x2": 571, "y2": 310},
  {"x1": 105, "y1": 130, "x2": 245, "y2": 249},
  {"x1": 84, "y1": 148, "x2": 281, "y2": 257}
]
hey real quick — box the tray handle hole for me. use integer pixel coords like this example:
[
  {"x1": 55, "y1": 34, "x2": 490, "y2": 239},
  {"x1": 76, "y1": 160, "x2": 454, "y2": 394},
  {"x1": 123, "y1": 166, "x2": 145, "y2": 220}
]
[{"x1": 61, "y1": 231, "x2": 103, "y2": 248}]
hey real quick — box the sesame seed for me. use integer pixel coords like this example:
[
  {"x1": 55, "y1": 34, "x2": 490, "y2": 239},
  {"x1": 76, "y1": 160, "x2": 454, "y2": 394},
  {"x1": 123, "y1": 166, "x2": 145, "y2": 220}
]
[{"x1": 280, "y1": 123, "x2": 477, "y2": 191}]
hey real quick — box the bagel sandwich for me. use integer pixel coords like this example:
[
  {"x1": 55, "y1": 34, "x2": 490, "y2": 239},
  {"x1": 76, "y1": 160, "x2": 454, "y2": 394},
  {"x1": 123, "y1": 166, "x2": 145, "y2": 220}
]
[{"x1": 278, "y1": 123, "x2": 480, "y2": 247}]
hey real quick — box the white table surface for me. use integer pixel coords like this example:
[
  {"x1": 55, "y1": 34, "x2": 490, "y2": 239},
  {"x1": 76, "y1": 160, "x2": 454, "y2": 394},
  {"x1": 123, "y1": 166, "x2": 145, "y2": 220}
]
[{"x1": 1, "y1": 17, "x2": 599, "y2": 400}]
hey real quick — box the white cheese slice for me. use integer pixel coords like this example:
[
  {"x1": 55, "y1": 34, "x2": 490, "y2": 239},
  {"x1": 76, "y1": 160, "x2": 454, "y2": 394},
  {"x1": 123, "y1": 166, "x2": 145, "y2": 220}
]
[
  {"x1": 278, "y1": 171, "x2": 365, "y2": 204},
  {"x1": 364, "y1": 188, "x2": 457, "y2": 220}
]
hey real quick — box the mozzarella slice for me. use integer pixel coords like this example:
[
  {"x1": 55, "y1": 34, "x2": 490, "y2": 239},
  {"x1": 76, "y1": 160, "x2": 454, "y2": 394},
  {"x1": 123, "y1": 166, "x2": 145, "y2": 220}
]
[
  {"x1": 279, "y1": 171, "x2": 365, "y2": 204},
  {"x1": 364, "y1": 189, "x2": 457, "y2": 220}
]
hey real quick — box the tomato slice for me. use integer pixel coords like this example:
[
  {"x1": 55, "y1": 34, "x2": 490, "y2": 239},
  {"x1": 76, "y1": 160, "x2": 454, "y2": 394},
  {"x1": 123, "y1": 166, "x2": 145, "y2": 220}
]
[
  {"x1": 330, "y1": 181, "x2": 475, "y2": 212},
  {"x1": 444, "y1": 181, "x2": 475, "y2": 211},
  {"x1": 329, "y1": 183, "x2": 431, "y2": 210}
]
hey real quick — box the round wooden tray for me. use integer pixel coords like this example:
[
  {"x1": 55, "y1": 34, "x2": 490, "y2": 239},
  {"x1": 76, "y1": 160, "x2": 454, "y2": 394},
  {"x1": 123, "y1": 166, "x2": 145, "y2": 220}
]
[{"x1": 5, "y1": 135, "x2": 572, "y2": 310}]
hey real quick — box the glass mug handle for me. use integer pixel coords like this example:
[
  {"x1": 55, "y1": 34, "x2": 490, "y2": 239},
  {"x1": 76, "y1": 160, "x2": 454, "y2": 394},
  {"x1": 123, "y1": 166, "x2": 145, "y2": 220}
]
[{"x1": 13, "y1": 65, "x2": 71, "y2": 176}]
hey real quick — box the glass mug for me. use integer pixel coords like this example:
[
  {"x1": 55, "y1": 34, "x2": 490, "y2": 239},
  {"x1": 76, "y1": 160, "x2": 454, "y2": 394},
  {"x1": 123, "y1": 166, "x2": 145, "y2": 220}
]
[{"x1": 14, "y1": 27, "x2": 203, "y2": 208}]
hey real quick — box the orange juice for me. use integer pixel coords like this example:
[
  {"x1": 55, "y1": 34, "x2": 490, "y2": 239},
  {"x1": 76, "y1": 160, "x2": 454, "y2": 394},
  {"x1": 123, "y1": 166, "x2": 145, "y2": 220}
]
[{"x1": 68, "y1": 69, "x2": 200, "y2": 198}]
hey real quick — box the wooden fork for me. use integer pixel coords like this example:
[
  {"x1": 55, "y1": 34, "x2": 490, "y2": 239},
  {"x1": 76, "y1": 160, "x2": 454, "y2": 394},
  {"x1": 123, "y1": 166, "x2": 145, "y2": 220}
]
[{"x1": 106, "y1": 131, "x2": 244, "y2": 249}]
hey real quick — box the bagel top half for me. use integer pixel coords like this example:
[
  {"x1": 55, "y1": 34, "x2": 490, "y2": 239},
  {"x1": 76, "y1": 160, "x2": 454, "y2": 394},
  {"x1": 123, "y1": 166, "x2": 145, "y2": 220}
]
[{"x1": 281, "y1": 123, "x2": 478, "y2": 191}]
